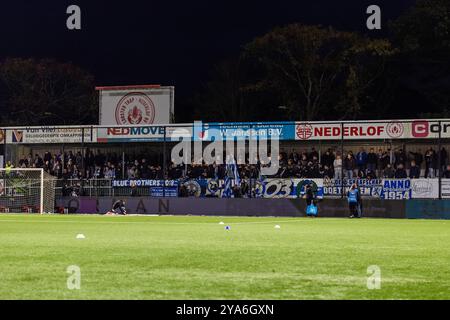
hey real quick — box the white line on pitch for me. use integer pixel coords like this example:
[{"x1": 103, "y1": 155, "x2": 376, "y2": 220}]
[{"x1": 0, "y1": 217, "x2": 307, "y2": 226}]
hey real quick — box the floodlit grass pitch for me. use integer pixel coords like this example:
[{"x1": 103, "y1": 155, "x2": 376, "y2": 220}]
[{"x1": 0, "y1": 215, "x2": 449, "y2": 300}]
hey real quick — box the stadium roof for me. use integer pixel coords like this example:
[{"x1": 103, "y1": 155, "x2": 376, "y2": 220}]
[{"x1": 95, "y1": 85, "x2": 164, "y2": 91}]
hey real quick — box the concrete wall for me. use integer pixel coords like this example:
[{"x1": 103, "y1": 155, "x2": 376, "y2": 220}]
[
  {"x1": 406, "y1": 200, "x2": 450, "y2": 219},
  {"x1": 56, "y1": 197, "x2": 407, "y2": 218}
]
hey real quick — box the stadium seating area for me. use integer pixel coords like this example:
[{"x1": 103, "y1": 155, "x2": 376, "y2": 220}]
[{"x1": 12, "y1": 146, "x2": 450, "y2": 181}]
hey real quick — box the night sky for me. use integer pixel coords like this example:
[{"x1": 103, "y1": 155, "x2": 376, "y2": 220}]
[{"x1": 0, "y1": 0, "x2": 417, "y2": 116}]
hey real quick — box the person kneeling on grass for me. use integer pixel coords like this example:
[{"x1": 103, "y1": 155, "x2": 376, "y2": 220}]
[
  {"x1": 347, "y1": 184, "x2": 360, "y2": 218},
  {"x1": 105, "y1": 199, "x2": 127, "y2": 215}
]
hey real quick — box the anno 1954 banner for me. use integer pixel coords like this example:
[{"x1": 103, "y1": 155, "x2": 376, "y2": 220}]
[{"x1": 97, "y1": 85, "x2": 174, "y2": 125}]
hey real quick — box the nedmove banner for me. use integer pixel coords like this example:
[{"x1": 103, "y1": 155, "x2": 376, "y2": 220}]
[
  {"x1": 97, "y1": 126, "x2": 166, "y2": 142},
  {"x1": 97, "y1": 125, "x2": 192, "y2": 143}
]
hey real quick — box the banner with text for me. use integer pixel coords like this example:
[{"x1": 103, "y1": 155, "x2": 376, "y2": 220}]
[
  {"x1": 322, "y1": 178, "x2": 438, "y2": 199},
  {"x1": 110, "y1": 178, "x2": 439, "y2": 199},
  {"x1": 97, "y1": 125, "x2": 192, "y2": 143},
  {"x1": 295, "y1": 120, "x2": 450, "y2": 141},
  {"x1": 193, "y1": 122, "x2": 296, "y2": 141},
  {"x1": 6, "y1": 127, "x2": 96, "y2": 144}
]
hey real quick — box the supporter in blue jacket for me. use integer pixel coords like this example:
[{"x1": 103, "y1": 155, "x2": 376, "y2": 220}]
[
  {"x1": 356, "y1": 148, "x2": 368, "y2": 172},
  {"x1": 347, "y1": 184, "x2": 359, "y2": 218}
]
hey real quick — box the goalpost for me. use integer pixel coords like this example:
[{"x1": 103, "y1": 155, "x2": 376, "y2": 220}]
[{"x1": 0, "y1": 168, "x2": 57, "y2": 214}]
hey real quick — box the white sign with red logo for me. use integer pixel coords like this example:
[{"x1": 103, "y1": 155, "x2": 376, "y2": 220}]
[
  {"x1": 410, "y1": 120, "x2": 450, "y2": 139},
  {"x1": 295, "y1": 120, "x2": 450, "y2": 141},
  {"x1": 97, "y1": 85, "x2": 174, "y2": 126},
  {"x1": 295, "y1": 121, "x2": 409, "y2": 140}
]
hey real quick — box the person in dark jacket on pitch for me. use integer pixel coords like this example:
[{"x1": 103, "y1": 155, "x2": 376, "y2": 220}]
[
  {"x1": 105, "y1": 199, "x2": 127, "y2": 215},
  {"x1": 304, "y1": 184, "x2": 314, "y2": 206},
  {"x1": 304, "y1": 184, "x2": 317, "y2": 217}
]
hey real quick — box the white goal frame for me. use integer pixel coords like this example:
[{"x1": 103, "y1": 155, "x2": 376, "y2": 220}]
[{"x1": 0, "y1": 168, "x2": 56, "y2": 214}]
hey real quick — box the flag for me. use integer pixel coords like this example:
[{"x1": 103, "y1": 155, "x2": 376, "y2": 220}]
[{"x1": 222, "y1": 155, "x2": 240, "y2": 198}]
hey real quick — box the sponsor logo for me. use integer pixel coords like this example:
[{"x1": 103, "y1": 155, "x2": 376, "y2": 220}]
[
  {"x1": 323, "y1": 176, "x2": 333, "y2": 187},
  {"x1": 412, "y1": 121, "x2": 429, "y2": 138},
  {"x1": 296, "y1": 123, "x2": 386, "y2": 140},
  {"x1": 207, "y1": 180, "x2": 220, "y2": 194},
  {"x1": 106, "y1": 126, "x2": 165, "y2": 136},
  {"x1": 296, "y1": 123, "x2": 313, "y2": 140},
  {"x1": 412, "y1": 120, "x2": 450, "y2": 138},
  {"x1": 193, "y1": 123, "x2": 209, "y2": 141},
  {"x1": 115, "y1": 92, "x2": 155, "y2": 125},
  {"x1": 183, "y1": 180, "x2": 202, "y2": 197},
  {"x1": 199, "y1": 124, "x2": 209, "y2": 140},
  {"x1": 296, "y1": 179, "x2": 319, "y2": 197},
  {"x1": 12, "y1": 130, "x2": 24, "y2": 143},
  {"x1": 386, "y1": 121, "x2": 404, "y2": 138},
  {"x1": 411, "y1": 180, "x2": 433, "y2": 195}
]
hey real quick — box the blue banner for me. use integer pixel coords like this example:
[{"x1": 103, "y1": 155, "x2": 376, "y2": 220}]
[
  {"x1": 193, "y1": 122, "x2": 295, "y2": 141},
  {"x1": 322, "y1": 178, "x2": 412, "y2": 199},
  {"x1": 149, "y1": 187, "x2": 179, "y2": 197},
  {"x1": 112, "y1": 180, "x2": 179, "y2": 187}
]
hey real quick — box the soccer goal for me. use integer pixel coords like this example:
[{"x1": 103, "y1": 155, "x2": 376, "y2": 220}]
[{"x1": 0, "y1": 168, "x2": 57, "y2": 214}]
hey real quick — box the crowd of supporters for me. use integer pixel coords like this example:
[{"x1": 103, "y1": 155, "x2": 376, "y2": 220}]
[{"x1": 10, "y1": 146, "x2": 450, "y2": 181}]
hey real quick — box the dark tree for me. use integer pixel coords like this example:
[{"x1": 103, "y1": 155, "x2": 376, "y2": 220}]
[
  {"x1": 390, "y1": 0, "x2": 450, "y2": 118},
  {"x1": 243, "y1": 24, "x2": 395, "y2": 121},
  {"x1": 0, "y1": 58, "x2": 97, "y2": 125}
]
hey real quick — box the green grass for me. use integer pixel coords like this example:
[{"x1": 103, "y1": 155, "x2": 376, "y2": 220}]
[{"x1": 0, "y1": 214, "x2": 449, "y2": 300}]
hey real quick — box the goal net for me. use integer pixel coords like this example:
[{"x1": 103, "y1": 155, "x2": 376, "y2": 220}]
[{"x1": 0, "y1": 168, "x2": 57, "y2": 214}]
